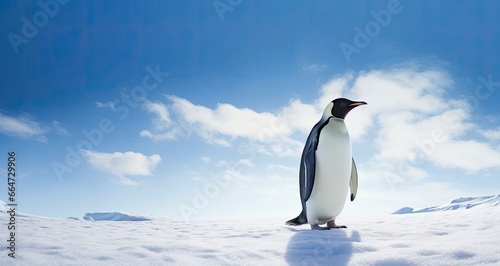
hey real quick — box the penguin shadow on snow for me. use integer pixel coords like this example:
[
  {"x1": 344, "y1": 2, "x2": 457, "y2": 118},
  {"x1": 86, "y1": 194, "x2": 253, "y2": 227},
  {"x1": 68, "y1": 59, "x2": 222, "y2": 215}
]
[{"x1": 285, "y1": 228, "x2": 360, "y2": 266}]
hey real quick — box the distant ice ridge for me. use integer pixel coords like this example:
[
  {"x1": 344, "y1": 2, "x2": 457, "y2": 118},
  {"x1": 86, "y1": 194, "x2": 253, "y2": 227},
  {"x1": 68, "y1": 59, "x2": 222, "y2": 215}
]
[
  {"x1": 0, "y1": 200, "x2": 161, "y2": 221},
  {"x1": 0, "y1": 201, "x2": 9, "y2": 212},
  {"x1": 68, "y1": 212, "x2": 154, "y2": 221},
  {"x1": 393, "y1": 194, "x2": 500, "y2": 214}
]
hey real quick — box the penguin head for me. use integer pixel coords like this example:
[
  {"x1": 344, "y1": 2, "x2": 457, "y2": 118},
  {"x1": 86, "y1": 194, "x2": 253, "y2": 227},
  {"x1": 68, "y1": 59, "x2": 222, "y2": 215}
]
[{"x1": 326, "y1": 98, "x2": 367, "y2": 119}]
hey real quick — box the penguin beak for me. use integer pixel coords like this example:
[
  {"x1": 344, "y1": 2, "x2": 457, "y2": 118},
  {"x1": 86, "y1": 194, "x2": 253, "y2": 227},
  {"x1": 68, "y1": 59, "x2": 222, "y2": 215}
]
[{"x1": 348, "y1": 101, "x2": 367, "y2": 107}]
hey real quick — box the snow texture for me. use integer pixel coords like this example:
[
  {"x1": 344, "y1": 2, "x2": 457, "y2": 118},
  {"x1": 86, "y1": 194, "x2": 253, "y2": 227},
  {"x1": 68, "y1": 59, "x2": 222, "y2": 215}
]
[
  {"x1": 393, "y1": 194, "x2": 500, "y2": 214},
  {"x1": 1, "y1": 196, "x2": 499, "y2": 265}
]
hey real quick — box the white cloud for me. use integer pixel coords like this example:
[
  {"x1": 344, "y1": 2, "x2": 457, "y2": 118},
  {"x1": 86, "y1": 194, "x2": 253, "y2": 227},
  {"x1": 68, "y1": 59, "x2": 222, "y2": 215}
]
[
  {"x1": 303, "y1": 63, "x2": 328, "y2": 72},
  {"x1": 81, "y1": 150, "x2": 161, "y2": 185},
  {"x1": 143, "y1": 101, "x2": 172, "y2": 130},
  {"x1": 277, "y1": 99, "x2": 321, "y2": 134},
  {"x1": 168, "y1": 96, "x2": 292, "y2": 142},
  {"x1": 139, "y1": 95, "x2": 318, "y2": 156},
  {"x1": 481, "y1": 127, "x2": 500, "y2": 141},
  {"x1": 431, "y1": 140, "x2": 500, "y2": 171},
  {"x1": 95, "y1": 101, "x2": 117, "y2": 109},
  {"x1": 238, "y1": 159, "x2": 255, "y2": 167},
  {"x1": 139, "y1": 66, "x2": 500, "y2": 174},
  {"x1": 140, "y1": 101, "x2": 179, "y2": 141},
  {"x1": 143, "y1": 95, "x2": 304, "y2": 155},
  {"x1": 154, "y1": 80, "x2": 346, "y2": 156},
  {"x1": 339, "y1": 67, "x2": 500, "y2": 175},
  {"x1": 139, "y1": 129, "x2": 179, "y2": 141},
  {"x1": 51, "y1": 120, "x2": 69, "y2": 136},
  {"x1": 0, "y1": 112, "x2": 47, "y2": 142},
  {"x1": 316, "y1": 72, "x2": 354, "y2": 107}
]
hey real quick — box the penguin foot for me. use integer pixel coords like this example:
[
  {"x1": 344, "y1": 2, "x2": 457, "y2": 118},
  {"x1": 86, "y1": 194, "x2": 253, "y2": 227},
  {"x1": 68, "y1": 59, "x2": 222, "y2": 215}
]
[
  {"x1": 327, "y1": 220, "x2": 347, "y2": 229},
  {"x1": 311, "y1": 224, "x2": 330, "y2": 230}
]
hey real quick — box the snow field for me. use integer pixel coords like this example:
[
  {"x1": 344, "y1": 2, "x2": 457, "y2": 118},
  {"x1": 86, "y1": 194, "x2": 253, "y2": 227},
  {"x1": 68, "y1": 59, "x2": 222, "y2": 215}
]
[{"x1": 0, "y1": 199, "x2": 498, "y2": 265}]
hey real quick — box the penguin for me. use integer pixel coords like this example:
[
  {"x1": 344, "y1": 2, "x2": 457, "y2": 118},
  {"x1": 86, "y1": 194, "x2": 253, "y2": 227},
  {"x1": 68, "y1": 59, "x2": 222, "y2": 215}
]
[{"x1": 286, "y1": 98, "x2": 366, "y2": 230}]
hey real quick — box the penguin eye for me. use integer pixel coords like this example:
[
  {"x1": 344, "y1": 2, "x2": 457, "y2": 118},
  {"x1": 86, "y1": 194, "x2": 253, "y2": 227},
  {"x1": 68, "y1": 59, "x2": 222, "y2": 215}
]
[{"x1": 340, "y1": 102, "x2": 347, "y2": 108}]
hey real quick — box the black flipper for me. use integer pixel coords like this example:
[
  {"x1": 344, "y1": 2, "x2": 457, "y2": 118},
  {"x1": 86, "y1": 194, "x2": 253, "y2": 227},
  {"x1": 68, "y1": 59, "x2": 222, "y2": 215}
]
[{"x1": 350, "y1": 158, "x2": 358, "y2": 201}]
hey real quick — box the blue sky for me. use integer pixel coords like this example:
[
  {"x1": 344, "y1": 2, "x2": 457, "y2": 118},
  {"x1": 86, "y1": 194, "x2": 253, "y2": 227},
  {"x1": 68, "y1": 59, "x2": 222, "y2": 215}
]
[{"x1": 1, "y1": 0, "x2": 499, "y2": 220}]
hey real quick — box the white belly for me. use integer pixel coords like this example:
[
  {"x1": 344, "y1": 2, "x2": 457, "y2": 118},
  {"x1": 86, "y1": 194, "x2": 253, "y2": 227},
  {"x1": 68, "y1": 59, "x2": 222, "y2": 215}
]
[{"x1": 306, "y1": 118, "x2": 352, "y2": 224}]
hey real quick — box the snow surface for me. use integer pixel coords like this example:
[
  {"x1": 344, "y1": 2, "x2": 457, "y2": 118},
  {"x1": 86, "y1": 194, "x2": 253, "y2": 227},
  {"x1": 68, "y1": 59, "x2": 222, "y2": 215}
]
[
  {"x1": 393, "y1": 194, "x2": 500, "y2": 214},
  {"x1": 1, "y1": 198, "x2": 499, "y2": 265}
]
